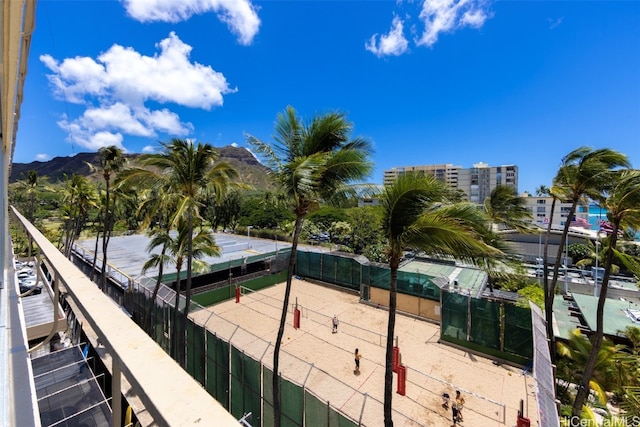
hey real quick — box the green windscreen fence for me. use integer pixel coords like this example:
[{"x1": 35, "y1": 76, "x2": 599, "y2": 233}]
[
  {"x1": 441, "y1": 291, "x2": 468, "y2": 341},
  {"x1": 469, "y1": 298, "x2": 500, "y2": 349},
  {"x1": 440, "y1": 290, "x2": 533, "y2": 364},
  {"x1": 368, "y1": 264, "x2": 390, "y2": 289},
  {"x1": 124, "y1": 267, "x2": 364, "y2": 426},
  {"x1": 186, "y1": 321, "x2": 205, "y2": 385},
  {"x1": 396, "y1": 270, "x2": 440, "y2": 300},
  {"x1": 304, "y1": 390, "x2": 357, "y2": 427},
  {"x1": 304, "y1": 390, "x2": 328, "y2": 427},
  {"x1": 263, "y1": 368, "x2": 274, "y2": 427},
  {"x1": 503, "y1": 304, "x2": 534, "y2": 359},
  {"x1": 281, "y1": 378, "x2": 304, "y2": 427},
  {"x1": 205, "y1": 331, "x2": 229, "y2": 409},
  {"x1": 192, "y1": 270, "x2": 289, "y2": 307},
  {"x1": 295, "y1": 251, "x2": 361, "y2": 291},
  {"x1": 230, "y1": 346, "x2": 261, "y2": 424},
  {"x1": 296, "y1": 252, "x2": 440, "y2": 300}
]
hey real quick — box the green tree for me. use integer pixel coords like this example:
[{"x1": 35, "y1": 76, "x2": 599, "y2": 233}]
[
  {"x1": 546, "y1": 148, "x2": 629, "y2": 361},
  {"x1": 347, "y1": 206, "x2": 383, "y2": 254},
  {"x1": 307, "y1": 206, "x2": 348, "y2": 230},
  {"x1": 120, "y1": 139, "x2": 236, "y2": 366},
  {"x1": 517, "y1": 283, "x2": 544, "y2": 308},
  {"x1": 95, "y1": 146, "x2": 126, "y2": 291},
  {"x1": 621, "y1": 326, "x2": 640, "y2": 354},
  {"x1": 246, "y1": 106, "x2": 374, "y2": 427},
  {"x1": 536, "y1": 184, "x2": 550, "y2": 196},
  {"x1": 572, "y1": 169, "x2": 640, "y2": 417},
  {"x1": 24, "y1": 170, "x2": 39, "y2": 222},
  {"x1": 575, "y1": 240, "x2": 620, "y2": 275},
  {"x1": 568, "y1": 243, "x2": 591, "y2": 263},
  {"x1": 156, "y1": 221, "x2": 218, "y2": 358},
  {"x1": 556, "y1": 330, "x2": 619, "y2": 407},
  {"x1": 59, "y1": 174, "x2": 98, "y2": 258},
  {"x1": 379, "y1": 173, "x2": 500, "y2": 426},
  {"x1": 483, "y1": 184, "x2": 533, "y2": 232},
  {"x1": 139, "y1": 202, "x2": 175, "y2": 333},
  {"x1": 204, "y1": 190, "x2": 243, "y2": 231}
]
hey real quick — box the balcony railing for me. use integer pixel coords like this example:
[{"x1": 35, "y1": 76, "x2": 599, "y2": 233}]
[{"x1": 11, "y1": 207, "x2": 240, "y2": 427}]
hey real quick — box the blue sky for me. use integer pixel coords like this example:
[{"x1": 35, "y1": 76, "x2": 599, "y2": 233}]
[{"x1": 14, "y1": 0, "x2": 640, "y2": 193}]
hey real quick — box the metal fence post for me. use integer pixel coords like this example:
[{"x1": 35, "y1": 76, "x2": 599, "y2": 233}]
[{"x1": 358, "y1": 393, "x2": 368, "y2": 426}]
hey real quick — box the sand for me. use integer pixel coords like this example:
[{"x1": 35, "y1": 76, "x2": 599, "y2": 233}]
[{"x1": 190, "y1": 279, "x2": 538, "y2": 427}]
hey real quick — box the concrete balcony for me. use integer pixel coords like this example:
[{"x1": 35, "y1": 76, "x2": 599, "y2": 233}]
[{"x1": 6, "y1": 207, "x2": 240, "y2": 427}]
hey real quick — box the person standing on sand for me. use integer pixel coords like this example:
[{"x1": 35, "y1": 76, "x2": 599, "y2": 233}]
[
  {"x1": 354, "y1": 348, "x2": 362, "y2": 374},
  {"x1": 455, "y1": 390, "x2": 465, "y2": 422},
  {"x1": 332, "y1": 315, "x2": 339, "y2": 333},
  {"x1": 451, "y1": 400, "x2": 459, "y2": 427}
]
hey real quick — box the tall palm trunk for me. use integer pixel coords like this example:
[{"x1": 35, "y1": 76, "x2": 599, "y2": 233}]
[
  {"x1": 100, "y1": 177, "x2": 110, "y2": 291},
  {"x1": 384, "y1": 254, "x2": 400, "y2": 427},
  {"x1": 543, "y1": 197, "x2": 557, "y2": 361},
  {"x1": 144, "y1": 244, "x2": 167, "y2": 333},
  {"x1": 572, "y1": 227, "x2": 618, "y2": 417},
  {"x1": 172, "y1": 262, "x2": 183, "y2": 360},
  {"x1": 179, "y1": 212, "x2": 194, "y2": 367},
  {"x1": 273, "y1": 214, "x2": 304, "y2": 427},
  {"x1": 63, "y1": 218, "x2": 74, "y2": 258},
  {"x1": 90, "y1": 225, "x2": 101, "y2": 282}
]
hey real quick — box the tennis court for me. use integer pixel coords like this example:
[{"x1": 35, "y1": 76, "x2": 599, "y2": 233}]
[{"x1": 190, "y1": 279, "x2": 538, "y2": 427}]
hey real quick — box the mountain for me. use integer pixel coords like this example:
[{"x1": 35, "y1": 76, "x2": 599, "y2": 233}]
[{"x1": 10, "y1": 145, "x2": 273, "y2": 190}]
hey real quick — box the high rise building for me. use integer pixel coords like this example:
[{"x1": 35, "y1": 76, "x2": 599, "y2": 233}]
[{"x1": 383, "y1": 162, "x2": 518, "y2": 204}]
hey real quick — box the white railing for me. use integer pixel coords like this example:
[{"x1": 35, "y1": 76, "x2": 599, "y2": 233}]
[{"x1": 11, "y1": 207, "x2": 240, "y2": 427}]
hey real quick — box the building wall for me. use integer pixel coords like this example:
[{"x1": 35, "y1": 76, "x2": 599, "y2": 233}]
[
  {"x1": 384, "y1": 162, "x2": 518, "y2": 205},
  {"x1": 369, "y1": 287, "x2": 441, "y2": 322},
  {"x1": 522, "y1": 196, "x2": 589, "y2": 228}
]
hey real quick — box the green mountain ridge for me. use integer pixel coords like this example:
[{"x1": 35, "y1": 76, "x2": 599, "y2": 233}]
[{"x1": 10, "y1": 145, "x2": 273, "y2": 190}]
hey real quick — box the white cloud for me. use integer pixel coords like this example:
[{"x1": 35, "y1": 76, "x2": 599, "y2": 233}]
[
  {"x1": 41, "y1": 32, "x2": 228, "y2": 151},
  {"x1": 548, "y1": 17, "x2": 563, "y2": 30},
  {"x1": 35, "y1": 153, "x2": 51, "y2": 162},
  {"x1": 82, "y1": 103, "x2": 153, "y2": 137},
  {"x1": 230, "y1": 142, "x2": 238, "y2": 147},
  {"x1": 142, "y1": 145, "x2": 158, "y2": 153},
  {"x1": 367, "y1": 0, "x2": 491, "y2": 56},
  {"x1": 57, "y1": 118, "x2": 126, "y2": 151},
  {"x1": 461, "y1": 8, "x2": 487, "y2": 28},
  {"x1": 417, "y1": 0, "x2": 491, "y2": 47},
  {"x1": 89, "y1": 131, "x2": 126, "y2": 151},
  {"x1": 365, "y1": 16, "x2": 409, "y2": 58},
  {"x1": 122, "y1": 0, "x2": 261, "y2": 45}
]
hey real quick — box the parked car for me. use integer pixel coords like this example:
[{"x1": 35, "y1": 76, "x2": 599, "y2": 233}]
[
  {"x1": 17, "y1": 270, "x2": 35, "y2": 279},
  {"x1": 19, "y1": 281, "x2": 42, "y2": 295}
]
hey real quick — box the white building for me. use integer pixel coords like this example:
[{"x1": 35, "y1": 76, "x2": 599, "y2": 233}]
[
  {"x1": 522, "y1": 195, "x2": 590, "y2": 229},
  {"x1": 383, "y1": 162, "x2": 518, "y2": 204}
]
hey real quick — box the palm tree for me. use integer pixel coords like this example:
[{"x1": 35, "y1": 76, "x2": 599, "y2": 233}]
[
  {"x1": 575, "y1": 241, "x2": 620, "y2": 275},
  {"x1": 22, "y1": 169, "x2": 39, "y2": 256},
  {"x1": 24, "y1": 169, "x2": 38, "y2": 223},
  {"x1": 556, "y1": 329, "x2": 625, "y2": 405},
  {"x1": 119, "y1": 138, "x2": 237, "y2": 366},
  {"x1": 572, "y1": 169, "x2": 640, "y2": 417},
  {"x1": 246, "y1": 106, "x2": 374, "y2": 427},
  {"x1": 379, "y1": 173, "x2": 501, "y2": 426},
  {"x1": 545, "y1": 148, "x2": 629, "y2": 359},
  {"x1": 483, "y1": 184, "x2": 533, "y2": 232},
  {"x1": 541, "y1": 183, "x2": 567, "y2": 360},
  {"x1": 157, "y1": 221, "x2": 219, "y2": 359},
  {"x1": 96, "y1": 146, "x2": 126, "y2": 291},
  {"x1": 59, "y1": 174, "x2": 98, "y2": 258},
  {"x1": 141, "y1": 226, "x2": 172, "y2": 333},
  {"x1": 535, "y1": 185, "x2": 550, "y2": 197}
]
